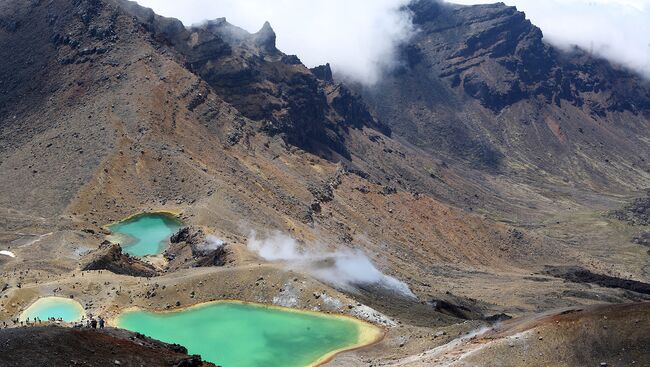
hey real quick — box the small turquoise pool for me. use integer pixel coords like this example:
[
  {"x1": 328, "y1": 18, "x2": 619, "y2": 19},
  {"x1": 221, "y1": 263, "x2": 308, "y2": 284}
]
[
  {"x1": 19, "y1": 297, "x2": 85, "y2": 322},
  {"x1": 107, "y1": 213, "x2": 181, "y2": 257},
  {"x1": 115, "y1": 301, "x2": 382, "y2": 367}
]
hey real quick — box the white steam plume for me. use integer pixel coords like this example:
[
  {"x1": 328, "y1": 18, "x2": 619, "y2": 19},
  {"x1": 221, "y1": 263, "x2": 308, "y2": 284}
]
[
  {"x1": 247, "y1": 230, "x2": 416, "y2": 298},
  {"x1": 447, "y1": 0, "x2": 650, "y2": 78},
  {"x1": 134, "y1": 0, "x2": 415, "y2": 85},
  {"x1": 204, "y1": 235, "x2": 225, "y2": 251},
  {"x1": 191, "y1": 235, "x2": 225, "y2": 256}
]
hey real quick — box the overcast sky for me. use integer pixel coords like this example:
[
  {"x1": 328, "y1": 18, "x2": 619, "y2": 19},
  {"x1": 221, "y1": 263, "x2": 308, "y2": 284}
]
[{"x1": 135, "y1": 0, "x2": 650, "y2": 84}]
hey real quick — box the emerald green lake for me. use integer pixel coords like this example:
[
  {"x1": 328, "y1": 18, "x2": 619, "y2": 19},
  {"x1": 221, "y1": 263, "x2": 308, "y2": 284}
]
[
  {"x1": 107, "y1": 213, "x2": 181, "y2": 257},
  {"x1": 19, "y1": 297, "x2": 85, "y2": 322},
  {"x1": 115, "y1": 302, "x2": 381, "y2": 367}
]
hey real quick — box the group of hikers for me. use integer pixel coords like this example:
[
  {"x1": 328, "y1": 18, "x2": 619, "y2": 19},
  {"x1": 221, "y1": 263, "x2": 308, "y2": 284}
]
[
  {"x1": 11, "y1": 316, "x2": 65, "y2": 327},
  {"x1": 9, "y1": 316, "x2": 106, "y2": 329},
  {"x1": 75, "y1": 316, "x2": 106, "y2": 329}
]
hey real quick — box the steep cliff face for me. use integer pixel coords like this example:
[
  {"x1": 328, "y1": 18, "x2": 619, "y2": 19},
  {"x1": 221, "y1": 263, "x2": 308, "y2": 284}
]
[
  {"x1": 184, "y1": 18, "x2": 391, "y2": 160},
  {"x1": 121, "y1": 5, "x2": 387, "y2": 160},
  {"x1": 360, "y1": 0, "x2": 650, "y2": 189},
  {"x1": 408, "y1": 0, "x2": 650, "y2": 115}
]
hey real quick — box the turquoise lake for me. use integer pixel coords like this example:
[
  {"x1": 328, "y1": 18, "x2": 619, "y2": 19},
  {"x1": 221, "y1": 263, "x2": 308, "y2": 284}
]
[
  {"x1": 19, "y1": 297, "x2": 85, "y2": 322},
  {"x1": 108, "y1": 213, "x2": 181, "y2": 257},
  {"x1": 115, "y1": 301, "x2": 381, "y2": 367}
]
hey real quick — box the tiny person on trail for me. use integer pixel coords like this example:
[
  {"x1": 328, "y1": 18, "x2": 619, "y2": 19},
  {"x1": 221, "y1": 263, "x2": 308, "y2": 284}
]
[
  {"x1": 91, "y1": 318, "x2": 97, "y2": 329},
  {"x1": 99, "y1": 318, "x2": 105, "y2": 328}
]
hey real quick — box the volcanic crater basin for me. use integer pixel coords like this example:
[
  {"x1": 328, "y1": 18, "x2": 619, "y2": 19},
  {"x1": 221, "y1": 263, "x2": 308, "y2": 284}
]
[
  {"x1": 114, "y1": 300, "x2": 384, "y2": 367},
  {"x1": 106, "y1": 212, "x2": 182, "y2": 257},
  {"x1": 19, "y1": 297, "x2": 86, "y2": 322}
]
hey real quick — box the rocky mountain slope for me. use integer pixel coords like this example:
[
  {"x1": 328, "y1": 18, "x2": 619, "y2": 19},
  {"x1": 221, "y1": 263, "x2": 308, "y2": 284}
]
[
  {"x1": 1, "y1": 0, "x2": 649, "y2": 366},
  {"x1": 0, "y1": 0, "x2": 543, "y2": 286},
  {"x1": 360, "y1": 0, "x2": 650, "y2": 191}
]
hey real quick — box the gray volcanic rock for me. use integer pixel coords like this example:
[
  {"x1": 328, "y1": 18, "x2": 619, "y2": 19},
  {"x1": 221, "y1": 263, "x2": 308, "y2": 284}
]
[
  {"x1": 310, "y1": 63, "x2": 334, "y2": 83},
  {"x1": 170, "y1": 226, "x2": 204, "y2": 245},
  {"x1": 195, "y1": 246, "x2": 228, "y2": 267},
  {"x1": 252, "y1": 21, "x2": 277, "y2": 53}
]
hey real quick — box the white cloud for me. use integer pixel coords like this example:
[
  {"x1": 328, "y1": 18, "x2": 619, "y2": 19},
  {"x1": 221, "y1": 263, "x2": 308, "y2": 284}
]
[
  {"x1": 134, "y1": 0, "x2": 415, "y2": 85},
  {"x1": 447, "y1": 0, "x2": 650, "y2": 78}
]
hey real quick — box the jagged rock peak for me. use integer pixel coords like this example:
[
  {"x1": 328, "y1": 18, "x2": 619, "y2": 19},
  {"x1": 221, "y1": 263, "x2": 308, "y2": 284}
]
[
  {"x1": 253, "y1": 21, "x2": 277, "y2": 52},
  {"x1": 199, "y1": 17, "x2": 250, "y2": 44},
  {"x1": 193, "y1": 17, "x2": 277, "y2": 53},
  {"x1": 311, "y1": 63, "x2": 334, "y2": 82}
]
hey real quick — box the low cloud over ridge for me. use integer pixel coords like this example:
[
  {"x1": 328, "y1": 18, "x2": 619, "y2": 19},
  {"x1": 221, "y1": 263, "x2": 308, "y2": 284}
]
[
  {"x1": 135, "y1": 0, "x2": 414, "y2": 85},
  {"x1": 135, "y1": 0, "x2": 649, "y2": 84},
  {"x1": 448, "y1": 0, "x2": 650, "y2": 78}
]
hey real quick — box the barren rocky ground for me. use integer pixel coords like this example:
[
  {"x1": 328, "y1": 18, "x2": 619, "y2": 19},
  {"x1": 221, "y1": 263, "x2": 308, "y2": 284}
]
[{"x1": 0, "y1": 326, "x2": 215, "y2": 367}]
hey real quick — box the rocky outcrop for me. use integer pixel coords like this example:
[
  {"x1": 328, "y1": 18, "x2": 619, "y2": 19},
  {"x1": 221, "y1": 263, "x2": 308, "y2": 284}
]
[
  {"x1": 428, "y1": 298, "x2": 483, "y2": 320},
  {"x1": 82, "y1": 241, "x2": 158, "y2": 277},
  {"x1": 328, "y1": 84, "x2": 391, "y2": 135},
  {"x1": 195, "y1": 246, "x2": 228, "y2": 267},
  {"x1": 545, "y1": 266, "x2": 650, "y2": 296},
  {"x1": 251, "y1": 21, "x2": 277, "y2": 54},
  {"x1": 170, "y1": 226, "x2": 204, "y2": 245},
  {"x1": 610, "y1": 195, "x2": 650, "y2": 226},
  {"x1": 633, "y1": 231, "x2": 650, "y2": 247},
  {"x1": 310, "y1": 63, "x2": 334, "y2": 83},
  {"x1": 166, "y1": 227, "x2": 230, "y2": 269},
  {"x1": 117, "y1": 7, "x2": 386, "y2": 160}
]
